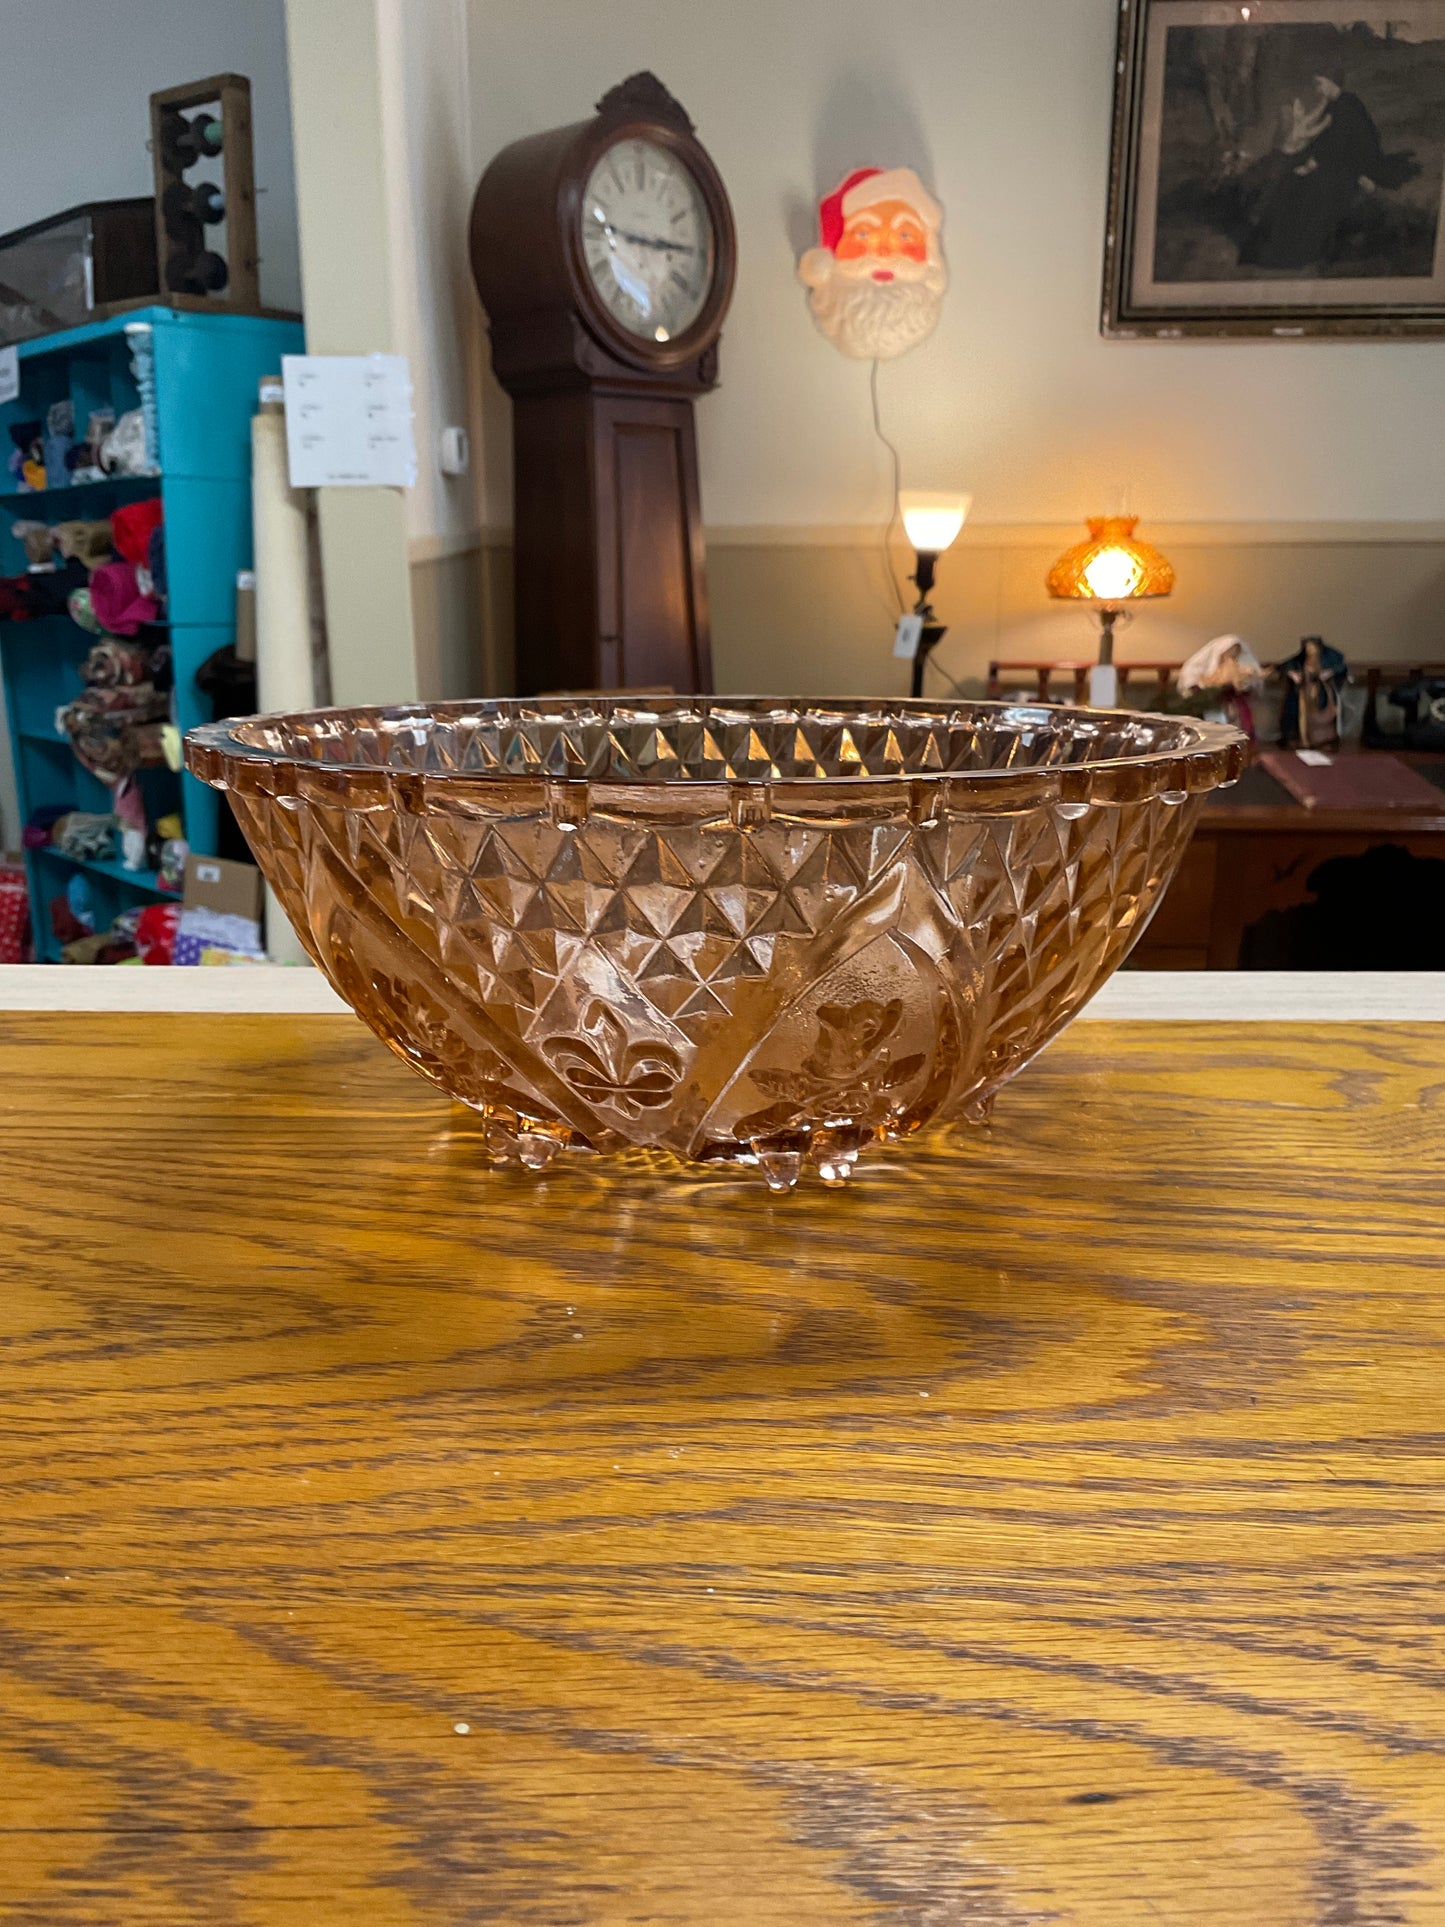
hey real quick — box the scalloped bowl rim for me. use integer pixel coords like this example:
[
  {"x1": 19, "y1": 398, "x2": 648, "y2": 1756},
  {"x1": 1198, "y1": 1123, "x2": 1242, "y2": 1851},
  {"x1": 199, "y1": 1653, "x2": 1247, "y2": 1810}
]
[{"x1": 185, "y1": 696, "x2": 1248, "y2": 792}]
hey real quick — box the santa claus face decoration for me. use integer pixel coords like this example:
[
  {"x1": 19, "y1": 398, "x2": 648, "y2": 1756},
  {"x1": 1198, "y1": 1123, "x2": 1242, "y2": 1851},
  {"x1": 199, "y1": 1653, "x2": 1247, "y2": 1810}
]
[{"x1": 797, "y1": 166, "x2": 946, "y2": 360}]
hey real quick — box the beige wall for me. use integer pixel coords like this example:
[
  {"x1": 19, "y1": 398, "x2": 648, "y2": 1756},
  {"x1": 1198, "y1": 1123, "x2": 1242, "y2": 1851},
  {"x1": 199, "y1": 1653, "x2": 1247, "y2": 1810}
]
[
  {"x1": 427, "y1": 524, "x2": 1445, "y2": 703},
  {"x1": 409, "y1": 539, "x2": 513, "y2": 701},
  {"x1": 298, "y1": 0, "x2": 1445, "y2": 708},
  {"x1": 710, "y1": 524, "x2": 1445, "y2": 695},
  {"x1": 466, "y1": 0, "x2": 1445, "y2": 537},
  {"x1": 285, "y1": 0, "x2": 419, "y2": 706}
]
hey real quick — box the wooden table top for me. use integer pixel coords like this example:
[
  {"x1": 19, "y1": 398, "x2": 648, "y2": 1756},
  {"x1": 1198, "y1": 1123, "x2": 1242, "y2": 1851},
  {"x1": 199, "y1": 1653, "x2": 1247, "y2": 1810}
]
[{"x1": 4, "y1": 1010, "x2": 1444, "y2": 1925}]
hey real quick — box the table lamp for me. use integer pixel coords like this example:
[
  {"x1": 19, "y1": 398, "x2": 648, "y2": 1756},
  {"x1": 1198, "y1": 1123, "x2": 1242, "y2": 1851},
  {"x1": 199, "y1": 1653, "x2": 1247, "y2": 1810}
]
[
  {"x1": 1045, "y1": 515, "x2": 1174, "y2": 706},
  {"x1": 900, "y1": 491, "x2": 971, "y2": 698}
]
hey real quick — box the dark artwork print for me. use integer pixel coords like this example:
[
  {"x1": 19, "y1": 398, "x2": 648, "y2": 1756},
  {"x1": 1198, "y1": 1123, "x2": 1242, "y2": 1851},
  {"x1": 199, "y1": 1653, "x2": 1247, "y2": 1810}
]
[{"x1": 1151, "y1": 18, "x2": 1445, "y2": 284}]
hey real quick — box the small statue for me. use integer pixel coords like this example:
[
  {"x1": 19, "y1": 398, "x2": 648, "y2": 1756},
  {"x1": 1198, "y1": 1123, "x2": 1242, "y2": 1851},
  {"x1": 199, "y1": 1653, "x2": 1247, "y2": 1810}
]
[
  {"x1": 1275, "y1": 636, "x2": 1348, "y2": 750},
  {"x1": 1178, "y1": 634, "x2": 1265, "y2": 739}
]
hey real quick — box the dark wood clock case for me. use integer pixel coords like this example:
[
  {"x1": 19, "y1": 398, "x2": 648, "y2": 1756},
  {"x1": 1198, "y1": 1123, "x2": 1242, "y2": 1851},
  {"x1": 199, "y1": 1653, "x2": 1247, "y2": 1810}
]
[{"x1": 469, "y1": 74, "x2": 736, "y2": 697}]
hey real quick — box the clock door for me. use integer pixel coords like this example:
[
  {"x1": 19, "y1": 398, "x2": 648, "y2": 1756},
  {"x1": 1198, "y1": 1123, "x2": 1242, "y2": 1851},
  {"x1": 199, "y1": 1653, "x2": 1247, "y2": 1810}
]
[{"x1": 592, "y1": 394, "x2": 712, "y2": 694}]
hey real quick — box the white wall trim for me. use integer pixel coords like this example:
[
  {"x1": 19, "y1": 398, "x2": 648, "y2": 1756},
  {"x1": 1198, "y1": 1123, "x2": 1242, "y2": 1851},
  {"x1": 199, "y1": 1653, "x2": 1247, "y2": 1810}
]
[
  {"x1": 437, "y1": 522, "x2": 1445, "y2": 557},
  {"x1": 1, "y1": 965, "x2": 1441, "y2": 1021},
  {"x1": 409, "y1": 528, "x2": 490, "y2": 565},
  {"x1": 712, "y1": 521, "x2": 1445, "y2": 550}
]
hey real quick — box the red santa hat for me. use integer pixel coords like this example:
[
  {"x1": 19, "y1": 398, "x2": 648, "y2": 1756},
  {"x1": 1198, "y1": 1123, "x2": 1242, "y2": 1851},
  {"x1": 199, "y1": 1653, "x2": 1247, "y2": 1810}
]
[{"x1": 817, "y1": 166, "x2": 942, "y2": 252}]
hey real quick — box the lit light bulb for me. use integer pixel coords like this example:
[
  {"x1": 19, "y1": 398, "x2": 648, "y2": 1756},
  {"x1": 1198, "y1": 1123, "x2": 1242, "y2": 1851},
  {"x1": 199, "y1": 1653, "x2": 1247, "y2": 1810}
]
[
  {"x1": 1081, "y1": 546, "x2": 1144, "y2": 601},
  {"x1": 901, "y1": 491, "x2": 972, "y2": 555}
]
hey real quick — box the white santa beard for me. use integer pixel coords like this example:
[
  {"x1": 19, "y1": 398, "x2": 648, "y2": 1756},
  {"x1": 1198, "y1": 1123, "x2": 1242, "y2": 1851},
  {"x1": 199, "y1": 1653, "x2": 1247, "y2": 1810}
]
[{"x1": 805, "y1": 263, "x2": 945, "y2": 361}]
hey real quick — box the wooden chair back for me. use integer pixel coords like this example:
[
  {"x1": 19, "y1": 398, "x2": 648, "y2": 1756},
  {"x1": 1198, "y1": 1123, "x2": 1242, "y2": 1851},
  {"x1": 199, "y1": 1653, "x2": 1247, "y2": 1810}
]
[
  {"x1": 1360, "y1": 662, "x2": 1445, "y2": 735},
  {"x1": 534, "y1": 686, "x2": 677, "y2": 700},
  {"x1": 986, "y1": 661, "x2": 1182, "y2": 706}
]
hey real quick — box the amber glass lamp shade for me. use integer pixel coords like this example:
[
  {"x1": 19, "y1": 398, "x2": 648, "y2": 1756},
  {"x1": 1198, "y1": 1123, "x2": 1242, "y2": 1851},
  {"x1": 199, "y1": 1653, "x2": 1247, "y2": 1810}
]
[
  {"x1": 1046, "y1": 516, "x2": 1174, "y2": 606},
  {"x1": 1046, "y1": 516, "x2": 1174, "y2": 669}
]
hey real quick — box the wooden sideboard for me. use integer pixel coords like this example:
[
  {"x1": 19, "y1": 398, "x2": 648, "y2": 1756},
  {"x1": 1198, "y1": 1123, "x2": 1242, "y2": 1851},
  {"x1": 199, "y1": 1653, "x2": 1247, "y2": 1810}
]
[{"x1": 1133, "y1": 756, "x2": 1445, "y2": 969}]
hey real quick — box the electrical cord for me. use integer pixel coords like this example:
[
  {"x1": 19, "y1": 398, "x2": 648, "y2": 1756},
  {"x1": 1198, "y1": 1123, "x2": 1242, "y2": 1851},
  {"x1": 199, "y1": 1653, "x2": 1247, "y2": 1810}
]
[
  {"x1": 922, "y1": 654, "x2": 970, "y2": 700},
  {"x1": 869, "y1": 358, "x2": 906, "y2": 617},
  {"x1": 868, "y1": 359, "x2": 969, "y2": 700}
]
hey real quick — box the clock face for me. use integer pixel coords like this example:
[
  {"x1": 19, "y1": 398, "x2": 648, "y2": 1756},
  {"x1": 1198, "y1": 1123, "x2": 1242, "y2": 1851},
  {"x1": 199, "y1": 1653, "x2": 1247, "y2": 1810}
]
[{"x1": 581, "y1": 138, "x2": 716, "y2": 343}]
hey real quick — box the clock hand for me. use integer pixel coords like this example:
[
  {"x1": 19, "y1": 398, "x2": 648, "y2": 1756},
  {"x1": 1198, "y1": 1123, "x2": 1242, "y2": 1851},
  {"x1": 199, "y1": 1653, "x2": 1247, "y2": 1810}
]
[{"x1": 613, "y1": 228, "x2": 694, "y2": 256}]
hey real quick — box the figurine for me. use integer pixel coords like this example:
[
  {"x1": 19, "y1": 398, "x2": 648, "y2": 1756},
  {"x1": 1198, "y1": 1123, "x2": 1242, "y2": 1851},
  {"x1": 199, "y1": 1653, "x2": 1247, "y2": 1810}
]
[
  {"x1": 1178, "y1": 634, "x2": 1264, "y2": 739},
  {"x1": 1275, "y1": 636, "x2": 1348, "y2": 750}
]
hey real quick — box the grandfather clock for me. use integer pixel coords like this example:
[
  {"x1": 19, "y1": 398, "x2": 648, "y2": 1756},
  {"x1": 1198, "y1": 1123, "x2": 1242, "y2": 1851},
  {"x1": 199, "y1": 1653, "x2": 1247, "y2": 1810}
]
[{"x1": 469, "y1": 74, "x2": 736, "y2": 696}]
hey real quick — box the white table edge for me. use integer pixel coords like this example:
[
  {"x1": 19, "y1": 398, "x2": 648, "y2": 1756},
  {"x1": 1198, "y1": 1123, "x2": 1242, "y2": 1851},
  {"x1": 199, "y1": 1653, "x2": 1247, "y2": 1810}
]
[{"x1": 1, "y1": 965, "x2": 1442, "y2": 1023}]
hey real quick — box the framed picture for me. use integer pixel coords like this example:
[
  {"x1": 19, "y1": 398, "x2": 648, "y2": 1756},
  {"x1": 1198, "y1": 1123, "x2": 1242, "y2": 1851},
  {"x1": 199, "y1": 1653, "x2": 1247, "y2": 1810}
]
[{"x1": 1102, "y1": 0, "x2": 1445, "y2": 337}]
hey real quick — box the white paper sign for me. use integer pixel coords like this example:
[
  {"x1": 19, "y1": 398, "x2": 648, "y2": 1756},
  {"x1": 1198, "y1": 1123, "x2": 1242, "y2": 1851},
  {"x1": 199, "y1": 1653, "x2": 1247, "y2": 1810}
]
[
  {"x1": 0, "y1": 346, "x2": 19, "y2": 406},
  {"x1": 1088, "y1": 662, "x2": 1118, "y2": 709},
  {"x1": 892, "y1": 613, "x2": 924, "y2": 660},
  {"x1": 281, "y1": 353, "x2": 417, "y2": 489},
  {"x1": 1296, "y1": 748, "x2": 1333, "y2": 766}
]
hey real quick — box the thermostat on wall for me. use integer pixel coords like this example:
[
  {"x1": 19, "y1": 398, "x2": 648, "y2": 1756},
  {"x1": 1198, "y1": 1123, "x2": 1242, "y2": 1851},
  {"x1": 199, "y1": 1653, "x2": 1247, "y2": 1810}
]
[{"x1": 439, "y1": 425, "x2": 470, "y2": 475}]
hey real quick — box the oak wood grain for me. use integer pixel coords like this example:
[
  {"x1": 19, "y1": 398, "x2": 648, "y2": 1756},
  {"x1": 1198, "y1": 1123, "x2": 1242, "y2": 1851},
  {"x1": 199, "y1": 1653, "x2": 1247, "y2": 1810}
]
[{"x1": 2, "y1": 1012, "x2": 1444, "y2": 1925}]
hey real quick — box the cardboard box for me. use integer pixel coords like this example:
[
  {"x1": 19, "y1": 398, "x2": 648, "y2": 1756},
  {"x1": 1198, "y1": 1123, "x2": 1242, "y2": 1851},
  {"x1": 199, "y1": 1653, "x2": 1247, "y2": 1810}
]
[{"x1": 182, "y1": 854, "x2": 264, "y2": 925}]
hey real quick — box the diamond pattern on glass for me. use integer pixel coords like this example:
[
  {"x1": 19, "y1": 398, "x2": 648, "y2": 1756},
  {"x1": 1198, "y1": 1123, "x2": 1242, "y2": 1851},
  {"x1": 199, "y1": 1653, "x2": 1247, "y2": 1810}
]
[{"x1": 188, "y1": 699, "x2": 1244, "y2": 1186}]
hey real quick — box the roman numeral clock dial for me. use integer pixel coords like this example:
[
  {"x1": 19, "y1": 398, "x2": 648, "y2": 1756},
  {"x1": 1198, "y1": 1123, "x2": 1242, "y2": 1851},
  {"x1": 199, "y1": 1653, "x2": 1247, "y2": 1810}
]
[{"x1": 581, "y1": 138, "x2": 715, "y2": 342}]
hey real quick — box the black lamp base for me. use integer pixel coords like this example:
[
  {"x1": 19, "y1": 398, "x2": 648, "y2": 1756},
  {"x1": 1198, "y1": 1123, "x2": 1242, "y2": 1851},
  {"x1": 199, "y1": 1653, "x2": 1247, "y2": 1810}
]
[
  {"x1": 910, "y1": 620, "x2": 947, "y2": 700},
  {"x1": 906, "y1": 550, "x2": 949, "y2": 698},
  {"x1": 1097, "y1": 605, "x2": 1120, "y2": 664}
]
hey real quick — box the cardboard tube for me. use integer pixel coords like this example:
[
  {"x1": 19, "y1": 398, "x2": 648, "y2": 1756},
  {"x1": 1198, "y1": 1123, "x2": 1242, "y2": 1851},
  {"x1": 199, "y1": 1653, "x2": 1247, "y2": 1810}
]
[
  {"x1": 251, "y1": 390, "x2": 314, "y2": 964},
  {"x1": 235, "y1": 570, "x2": 257, "y2": 665},
  {"x1": 252, "y1": 400, "x2": 314, "y2": 716}
]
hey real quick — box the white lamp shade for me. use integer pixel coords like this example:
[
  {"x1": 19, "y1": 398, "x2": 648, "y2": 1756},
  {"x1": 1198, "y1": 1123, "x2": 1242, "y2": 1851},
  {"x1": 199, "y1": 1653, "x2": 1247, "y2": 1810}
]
[{"x1": 901, "y1": 491, "x2": 971, "y2": 555}]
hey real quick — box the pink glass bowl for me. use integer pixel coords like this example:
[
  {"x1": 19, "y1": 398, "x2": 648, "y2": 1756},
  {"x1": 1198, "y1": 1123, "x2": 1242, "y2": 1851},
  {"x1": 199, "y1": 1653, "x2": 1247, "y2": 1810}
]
[{"x1": 186, "y1": 698, "x2": 1246, "y2": 1188}]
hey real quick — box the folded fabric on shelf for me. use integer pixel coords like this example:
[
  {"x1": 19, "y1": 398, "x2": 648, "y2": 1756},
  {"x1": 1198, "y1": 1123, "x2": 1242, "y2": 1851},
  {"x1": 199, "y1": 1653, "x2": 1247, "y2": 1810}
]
[
  {"x1": 8, "y1": 420, "x2": 44, "y2": 493},
  {"x1": 81, "y1": 637, "x2": 152, "y2": 687},
  {"x1": 111, "y1": 498, "x2": 163, "y2": 567},
  {"x1": 157, "y1": 838, "x2": 188, "y2": 893},
  {"x1": 53, "y1": 520, "x2": 117, "y2": 570},
  {"x1": 67, "y1": 586, "x2": 103, "y2": 635},
  {"x1": 12, "y1": 520, "x2": 55, "y2": 568},
  {"x1": 60, "y1": 929, "x2": 138, "y2": 966},
  {"x1": 147, "y1": 524, "x2": 166, "y2": 606},
  {"x1": 43, "y1": 402, "x2": 75, "y2": 487},
  {"x1": 13, "y1": 557, "x2": 89, "y2": 619},
  {"x1": 0, "y1": 580, "x2": 32, "y2": 621},
  {"x1": 99, "y1": 410, "x2": 152, "y2": 478},
  {"x1": 0, "y1": 865, "x2": 27, "y2": 964},
  {"x1": 50, "y1": 895, "x2": 91, "y2": 947},
  {"x1": 58, "y1": 684, "x2": 169, "y2": 784},
  {"x1": 68, "y1": 409, "x2": 114, "y2": 483},
  {"x1": 52, "y1": 811, "x2": 120, "y2": 862},
  {"x1": 22, "y1": 803, "x2": 70, "y2": 849},
  {"x1": 134, "y1": 900, "x2": 181, "y2": 965},
  {"x1": 173, "y1": 904, "x2": 266, "y2": 966},
  {"x1": 90, "y1": 561, "x2": 162, "y2": 636}
]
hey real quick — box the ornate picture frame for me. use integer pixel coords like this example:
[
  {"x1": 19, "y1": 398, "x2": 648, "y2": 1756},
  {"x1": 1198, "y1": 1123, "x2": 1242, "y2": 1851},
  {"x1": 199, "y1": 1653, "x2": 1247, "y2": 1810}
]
[{"x1": 1102, "y1": 0, "x2": 1445, "y2": 338}]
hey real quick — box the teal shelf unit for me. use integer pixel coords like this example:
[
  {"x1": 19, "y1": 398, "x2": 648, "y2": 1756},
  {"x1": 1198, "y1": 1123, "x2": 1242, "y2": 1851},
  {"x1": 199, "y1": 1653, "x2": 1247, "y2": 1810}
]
[{"x1": 0, "y1": 305, "x2": 303, "y2": 959}]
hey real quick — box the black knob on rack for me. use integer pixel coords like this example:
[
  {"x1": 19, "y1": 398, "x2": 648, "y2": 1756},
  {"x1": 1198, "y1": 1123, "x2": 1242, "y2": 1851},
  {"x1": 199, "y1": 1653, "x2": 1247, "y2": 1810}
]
[
  {"x1": 159, "y1": 109, "x2": 224, "y2": 170},
  {"x1": 189, "y1": 115, "x2": 225, "y2": 159},
  {"x1": 163, "y1": 181, "x2": 225, "y2": 228},
  {"x1": 158, "y1": 110, "x2": 194, "y2": 170},
  {"x1": 165, "y1": 248, "x2": 230, "y2": 296}
]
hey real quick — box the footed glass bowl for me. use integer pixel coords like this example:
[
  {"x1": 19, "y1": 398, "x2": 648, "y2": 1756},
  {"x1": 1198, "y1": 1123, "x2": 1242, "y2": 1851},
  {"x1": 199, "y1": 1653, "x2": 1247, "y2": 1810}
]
[{"x1": 186, "y1": 699, "x2": 1245, "y2": 1189}]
